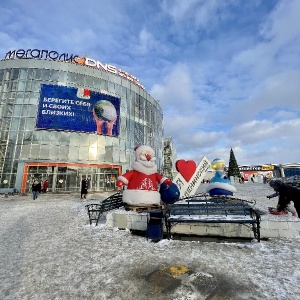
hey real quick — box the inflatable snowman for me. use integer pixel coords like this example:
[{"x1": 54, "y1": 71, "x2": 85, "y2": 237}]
[
  {"x1": 116, "y1": 145, "x2": 173, "y2": 206},
  {"x1": 206, "y1": 158, "x2": 237, "y2": 196}
]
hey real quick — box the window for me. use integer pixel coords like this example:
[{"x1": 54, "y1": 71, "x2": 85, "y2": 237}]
[
  {"x1": 50, "y1": 70, "x2": 59, "y2": 81},
  {"x1": 41, "y1": 69, "x2": 51, "y2": 81}
]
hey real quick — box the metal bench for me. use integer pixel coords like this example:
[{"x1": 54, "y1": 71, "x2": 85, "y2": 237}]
[
  {"x1": 165, "y1": 194, "x2": 261, "y2": 241},
  {"x1": 85, "y1": 192, "x2": 124, "y2": 226}
]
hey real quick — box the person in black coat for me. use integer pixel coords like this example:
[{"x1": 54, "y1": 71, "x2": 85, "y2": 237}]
[
  {"x1": 268, "y1": 179, "x2": 299, "y2": 217},
  {"x1": 81, "y1": 178, "x2": 89, "y2": 199},
  {"x1": 32, "y1": 180, "x2": 41, "y2": 200}
]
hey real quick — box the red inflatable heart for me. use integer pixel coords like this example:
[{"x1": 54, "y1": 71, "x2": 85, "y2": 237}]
[{"x1": 176, "y1": 160, "x2": 197, "y2": 182}]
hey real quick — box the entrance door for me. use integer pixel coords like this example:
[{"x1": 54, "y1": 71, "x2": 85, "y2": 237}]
[
  {"x1": 104, "y1": 170, "x2": 118, "y2": 191},
  {"x1": 87, "y1": 173, "x2": 104, "y2": 192}
]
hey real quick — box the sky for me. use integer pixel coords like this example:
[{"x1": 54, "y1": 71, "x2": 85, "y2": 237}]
[
  {"x1": 1, "y1": 184, "x2": 300, "y2": 299},
  {"x1": 0, "y1": 0, "x2": 299, "y2": 166}
]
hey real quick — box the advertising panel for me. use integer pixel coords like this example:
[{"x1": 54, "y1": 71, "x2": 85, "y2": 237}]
[
  {"x1": 239, "y1": 165, "x2": 274, "y2": 182},
  {"x1": 36, "y1": 84, "x2": 120, "y2": 137},
  {"x1": 240, "y1": 171, "x2": 273, "y2": 182}
]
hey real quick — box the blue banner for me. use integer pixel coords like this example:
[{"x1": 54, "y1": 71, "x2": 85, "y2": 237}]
[{"x1": 36, "y1": 84, "x2": 120, "y2": 137}]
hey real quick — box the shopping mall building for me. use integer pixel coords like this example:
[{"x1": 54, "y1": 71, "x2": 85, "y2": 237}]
[{"x1": 0, "y1": 48, "x2": 164, "y2": 193}]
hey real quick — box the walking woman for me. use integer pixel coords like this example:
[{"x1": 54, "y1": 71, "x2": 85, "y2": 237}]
[
  {"x1": 32, "y1": 180, "x2": 41, "y2": 200},
  {"x1": 81, "y1": 178, "x2": 89, "y2": 199}
]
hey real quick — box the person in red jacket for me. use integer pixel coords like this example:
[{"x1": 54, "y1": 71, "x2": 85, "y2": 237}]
[
  {"x1": 42, "y1": 179, "x2": 49, "y2": 193},
  {"x1": 116, "y1": 145, "x2": 172, "y2": 206}
]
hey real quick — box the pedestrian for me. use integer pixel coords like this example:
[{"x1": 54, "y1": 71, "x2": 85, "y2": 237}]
[
  {"x1": 267, "y1": 179, "x2": 298, "y2": 217},
  {"x1": 81, "y1": 178, "x2": 88, "y2": 199},
  {"x1": 42, "y1": 179, "x2": 49, "y2": 193},
  {"x1": 32, "y1": 180, "x2": 41, "y2": 200},
  {"x1": 263, "y1": 175, "x2": 267, "y2": 184}
]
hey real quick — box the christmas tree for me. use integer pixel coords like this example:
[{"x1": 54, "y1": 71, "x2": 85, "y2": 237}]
[{"x1": 227, "y1": 148, "x2": 241, "y2": 178}]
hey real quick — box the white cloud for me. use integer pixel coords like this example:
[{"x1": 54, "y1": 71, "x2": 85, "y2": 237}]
[
  {"x1": 60, "y1": 28, "x2": 98, "y2": 54},
  {"x1": 260, "y1": 0, "x2": 300, "y2": 46},
  {"x1": 161, "y1": 0, "x2": 200, "y2": 21},
  {"x1": 135, "y1": 28, "x2": 155, "y2": 54},
  {"x1": 273, "y1": 110, "x2": 297, "y2": 121},
  {"x1": 150, "y1": 63, "x2": 196, "y2": 108},
  {"x1": 231, "y1": 0, "x2": 300, "y2": 78},
  {"x1": 133, "y1": 28, "x2": 169, "y2": 56},
  {"x1": 229, "y1": 119, "x2": 300, "y2": 146},
  {"x1": 161, "y1": 0, "x2": 236, "y2": 31},
  {"x1": 227, "y1": 71, "x2": 300, "y2": 123}
]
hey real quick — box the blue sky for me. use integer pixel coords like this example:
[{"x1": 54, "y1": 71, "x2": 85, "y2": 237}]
[{"x1": 1, "y1": 0, "x2": 299, "y2": 166}]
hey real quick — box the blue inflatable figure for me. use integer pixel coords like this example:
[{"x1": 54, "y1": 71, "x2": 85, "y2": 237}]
[
  {"x1": 159, "y1": 182, "x2": 180, "y2": 204},
  {"x1": 206, "y1": 158, "x2": 237, "y2": 196}
]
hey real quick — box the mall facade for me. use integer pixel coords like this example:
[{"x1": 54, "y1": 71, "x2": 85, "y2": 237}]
[{"x1": 0, "y1": 49, "x2": 164, "y2": 193}]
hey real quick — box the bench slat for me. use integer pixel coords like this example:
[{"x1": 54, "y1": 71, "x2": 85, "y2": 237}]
[{"x1": 168, "y1": 215, "x2": 256, "y2": 223}]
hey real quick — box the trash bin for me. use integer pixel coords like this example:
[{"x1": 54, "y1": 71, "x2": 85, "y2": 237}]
[{"x1": 147, "y1": 210, "x2": 164, "y2": 241}]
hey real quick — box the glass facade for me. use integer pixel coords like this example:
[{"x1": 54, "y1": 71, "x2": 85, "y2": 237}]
[{"x1": 0, "y1": 58, "x2": 164, "y2": 193}]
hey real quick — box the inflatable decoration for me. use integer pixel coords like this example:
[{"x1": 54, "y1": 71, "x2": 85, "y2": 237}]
[
  {"x1": 206, "y1": 158, "x2": 237, "y2": 196},
  {"x1": 116, "y1": 145, "x2": 178, "y2": 206},
  {"x1": 159, "y1": 182, "x2": 180, "y2": 204}
]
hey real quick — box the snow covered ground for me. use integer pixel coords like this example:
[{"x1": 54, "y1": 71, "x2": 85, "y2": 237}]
[{"x1": 1, "y1": 182, "x2": 300, "y2": 300}]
